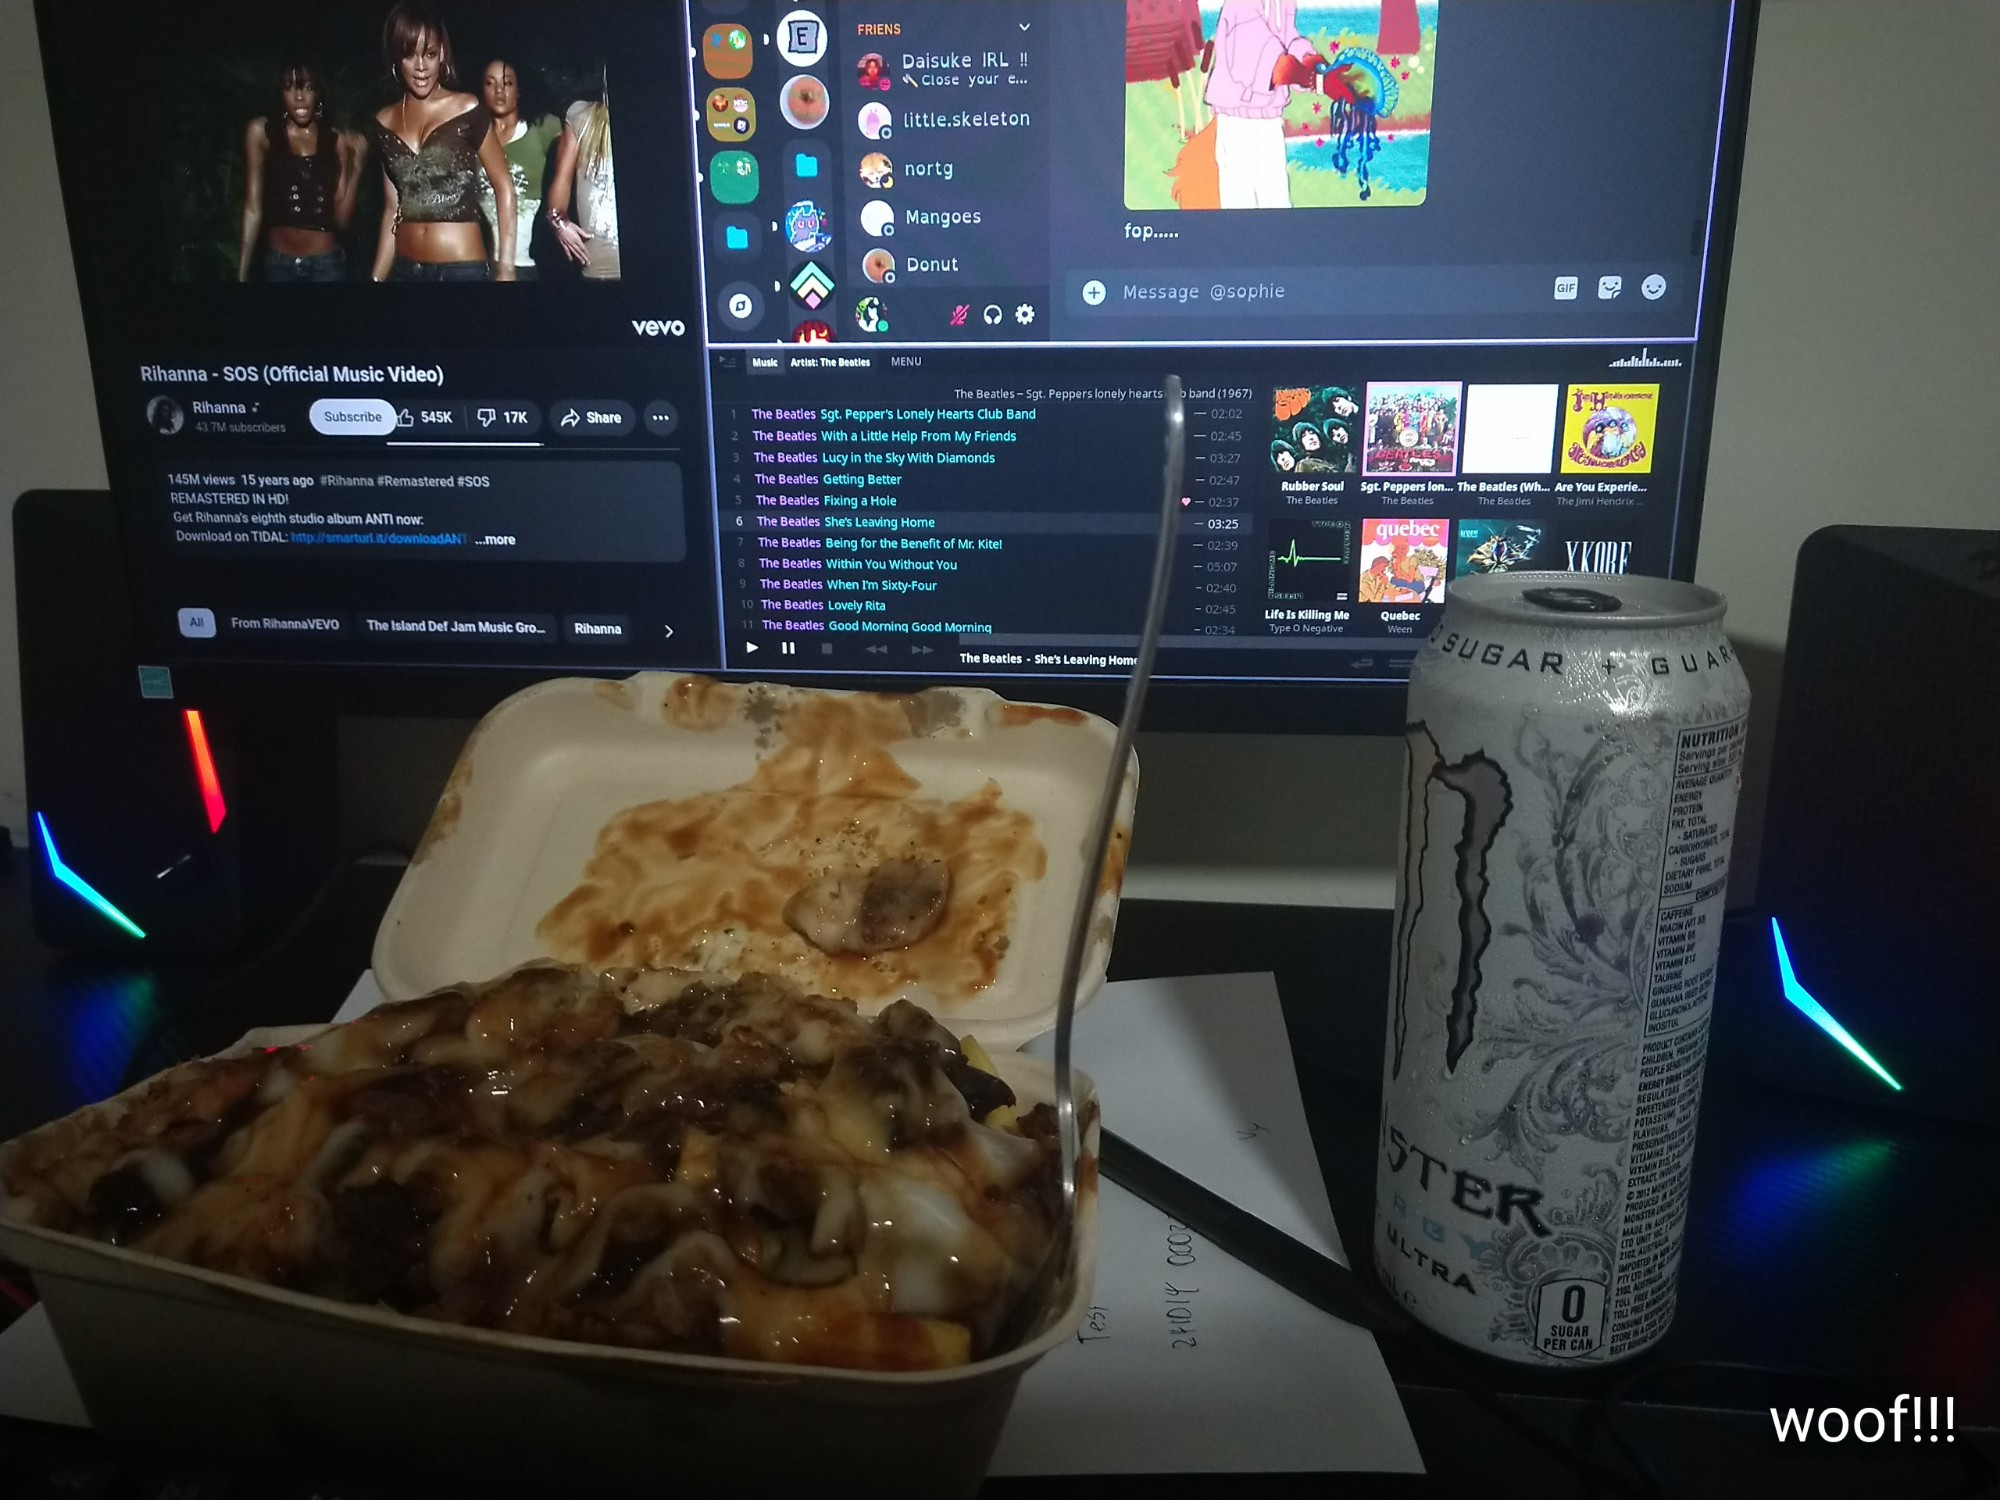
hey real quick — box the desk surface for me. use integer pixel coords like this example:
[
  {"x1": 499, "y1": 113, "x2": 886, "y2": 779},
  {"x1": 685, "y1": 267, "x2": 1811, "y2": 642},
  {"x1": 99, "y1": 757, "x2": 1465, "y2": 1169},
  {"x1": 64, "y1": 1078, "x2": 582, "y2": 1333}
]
[{"x1": 1, "y1": 863, "x2": 1994, "y2": 1498}]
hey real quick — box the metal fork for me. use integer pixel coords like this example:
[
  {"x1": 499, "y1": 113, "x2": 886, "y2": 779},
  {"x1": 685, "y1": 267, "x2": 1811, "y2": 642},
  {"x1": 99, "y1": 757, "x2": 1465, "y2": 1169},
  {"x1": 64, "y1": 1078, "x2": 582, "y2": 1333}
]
[{"x1": 1002, "y1": 375, "x2": 1187, "y2": 1349}]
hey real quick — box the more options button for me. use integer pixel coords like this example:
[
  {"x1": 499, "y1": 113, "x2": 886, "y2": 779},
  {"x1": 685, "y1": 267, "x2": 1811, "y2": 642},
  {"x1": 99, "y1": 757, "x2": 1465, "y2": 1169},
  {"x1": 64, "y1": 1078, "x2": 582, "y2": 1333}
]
[{"x1": 309, "y1": 398, "x2": 398, "y2": 437}]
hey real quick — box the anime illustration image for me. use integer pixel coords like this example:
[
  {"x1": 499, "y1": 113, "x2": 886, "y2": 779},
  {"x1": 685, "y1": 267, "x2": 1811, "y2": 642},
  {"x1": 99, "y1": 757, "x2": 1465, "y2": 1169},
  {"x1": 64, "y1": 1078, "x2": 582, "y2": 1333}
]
[
  {"x1": 1270, "y1": 384, "x2": 1361, "y2": 475},
  {"x1": 1454, "y1": 520, "x2": 1546, "y2": 577},
  {"x1": 858, "y1": 151, "x2": 894, "y2": 189},
  {"x1": 1358, "y1": 517, "x2": 1447, "y2": 604},
  {"x1": 1363, "y1": 380, "x2": 1460, "y2": 475},
  {"x1": 1125, "y1": 0, "x2": 1436, "y2": 210},
  {"x1": 1561, "y1": 384, "x2": 1659, "y2": 475}
]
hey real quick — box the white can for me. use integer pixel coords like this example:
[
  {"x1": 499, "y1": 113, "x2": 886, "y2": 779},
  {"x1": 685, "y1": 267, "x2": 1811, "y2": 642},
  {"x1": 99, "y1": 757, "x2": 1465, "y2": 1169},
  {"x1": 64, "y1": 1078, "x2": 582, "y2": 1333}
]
[{"x1": 1373, "y1": 574, "x2": 1750, "y2": 1364}]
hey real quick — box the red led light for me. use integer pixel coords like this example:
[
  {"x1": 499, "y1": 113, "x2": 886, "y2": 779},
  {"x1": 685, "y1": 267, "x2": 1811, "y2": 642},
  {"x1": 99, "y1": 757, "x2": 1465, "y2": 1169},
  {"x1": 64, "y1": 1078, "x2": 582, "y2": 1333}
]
[{"x1": 182, "y1": 709, "x2": 227, "y2": 833}]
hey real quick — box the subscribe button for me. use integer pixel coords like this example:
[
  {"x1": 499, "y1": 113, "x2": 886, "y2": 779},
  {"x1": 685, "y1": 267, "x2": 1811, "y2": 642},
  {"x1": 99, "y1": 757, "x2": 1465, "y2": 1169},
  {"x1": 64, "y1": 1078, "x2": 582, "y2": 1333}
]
[{"x1": 309, "y1": 398, "x2": 398, "y2": 437}]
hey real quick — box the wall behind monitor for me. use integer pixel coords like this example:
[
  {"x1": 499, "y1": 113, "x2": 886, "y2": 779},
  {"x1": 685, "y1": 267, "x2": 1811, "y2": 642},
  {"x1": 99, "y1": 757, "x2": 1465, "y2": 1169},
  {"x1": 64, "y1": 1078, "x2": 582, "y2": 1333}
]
[
  {"x1": 1, "y1": 0, "x2": 107, "y2": 841},
  {"x1": 4, "y1": 0, "x2": 1996, "y2": 910}
]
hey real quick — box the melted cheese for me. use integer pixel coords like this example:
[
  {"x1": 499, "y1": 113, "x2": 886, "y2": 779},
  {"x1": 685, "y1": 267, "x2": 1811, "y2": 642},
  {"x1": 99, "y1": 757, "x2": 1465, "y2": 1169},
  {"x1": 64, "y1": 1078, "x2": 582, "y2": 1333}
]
[{"x1": 0, "y1": 966, "x2": 1072, "y2": 1373}]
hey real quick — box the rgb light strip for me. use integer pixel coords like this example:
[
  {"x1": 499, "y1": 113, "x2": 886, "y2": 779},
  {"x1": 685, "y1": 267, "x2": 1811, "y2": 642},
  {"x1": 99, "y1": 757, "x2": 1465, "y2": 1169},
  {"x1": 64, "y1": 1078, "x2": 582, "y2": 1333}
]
[
  {"x1": 182, "y1": 709, "x2": 227, "y2": 833},
  {"x1": 35, "y1": 813, "x2": 146, "y2": 940},
  {"x1": 1770, "y1": 918, "x2": 1902, "y2": 1092}
]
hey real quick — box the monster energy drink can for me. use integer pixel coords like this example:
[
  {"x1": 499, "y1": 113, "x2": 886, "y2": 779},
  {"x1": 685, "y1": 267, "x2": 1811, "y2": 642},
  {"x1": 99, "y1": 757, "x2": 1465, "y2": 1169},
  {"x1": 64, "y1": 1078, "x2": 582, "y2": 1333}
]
[{"x1": 1374, "y1": 573, "x2": 1750, "y2": 1364}]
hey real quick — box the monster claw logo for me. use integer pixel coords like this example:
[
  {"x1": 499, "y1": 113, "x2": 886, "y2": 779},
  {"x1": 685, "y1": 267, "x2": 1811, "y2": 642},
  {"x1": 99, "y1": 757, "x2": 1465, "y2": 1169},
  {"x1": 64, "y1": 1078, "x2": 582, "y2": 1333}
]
[{"x1": 1392, "y1": 724, "x2": 1514, "y2": 1077}]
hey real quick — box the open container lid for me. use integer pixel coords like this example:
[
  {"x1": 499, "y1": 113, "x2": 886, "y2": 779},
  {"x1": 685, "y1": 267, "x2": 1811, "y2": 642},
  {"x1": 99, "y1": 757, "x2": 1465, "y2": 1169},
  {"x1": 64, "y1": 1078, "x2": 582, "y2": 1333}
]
[{"x1": 372, "y1": 674, "x2": 1137, "y2": 1049}]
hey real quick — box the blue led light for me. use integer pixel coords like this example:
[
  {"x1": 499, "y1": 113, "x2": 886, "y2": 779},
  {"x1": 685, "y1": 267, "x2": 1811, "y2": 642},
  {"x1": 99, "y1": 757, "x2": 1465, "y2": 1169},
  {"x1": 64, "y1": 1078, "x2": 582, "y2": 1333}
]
[
  {"x1": 35, "y1": 813, "x2": 146, "y2": 940},
  {"x1": 1770, "y1": 918, "x2": 1900, "y2": 1091}
]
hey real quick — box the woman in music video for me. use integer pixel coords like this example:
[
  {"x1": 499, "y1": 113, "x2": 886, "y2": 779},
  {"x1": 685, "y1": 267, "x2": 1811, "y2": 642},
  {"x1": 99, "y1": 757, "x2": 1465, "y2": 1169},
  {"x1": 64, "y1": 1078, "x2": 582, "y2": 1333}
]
[
  {"x1": 370, "y1": 2, "x2": 516, "y2": 281},
  {"x1": 237, "y1": 63, "x2": 366, "y2": 282}
]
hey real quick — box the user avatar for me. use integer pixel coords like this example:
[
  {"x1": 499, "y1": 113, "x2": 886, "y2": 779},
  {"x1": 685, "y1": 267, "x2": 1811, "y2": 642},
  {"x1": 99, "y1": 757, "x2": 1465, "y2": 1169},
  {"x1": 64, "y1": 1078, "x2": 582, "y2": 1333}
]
[
  {"x1": 790, "y1": 260, "x2": 834, "y2": 309},
  {"x1": 862, "y1": 248, "x2": 895, "y2": 284},
  {"x1": 781, "y1": 75, "x2": 829, "y2": 131},
  {"x1": 706, "y1": 88, "x2": 756, "y2": 140},
  {"x1": 702, "y1": 23, "x2": 753, "y2": 79},
  {"x1": 859, "y1": 199, "x2": 895, "y2": 237},
  {"x1": 854, "y1": 296, "x2": 889, "y2": 334},
  {"x1": 856, "y1": 52, "x2": 890, "y2": 91},
  {"x1": 146, "y1": 397, "x2": 185, "y2": 435},
  {"x1": 784, "y1": 199, "x2": 833, "y2": 253},
  {"x1": 857, "y1": 102, "x2": 892, "y2": 140},
  {"x1": 858, "y1": 151, "x2": 893, "y2": 189},
  {"x1": 778, "y1": 10, "x2": 827, "y2": 68}
]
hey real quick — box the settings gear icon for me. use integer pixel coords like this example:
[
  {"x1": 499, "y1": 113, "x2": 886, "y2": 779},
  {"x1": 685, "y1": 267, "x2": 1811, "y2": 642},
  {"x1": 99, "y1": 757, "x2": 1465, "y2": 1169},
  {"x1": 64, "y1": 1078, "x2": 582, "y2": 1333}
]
[{"x1": 1014, "y1": 303, "x2": 1036, "y2": 326}]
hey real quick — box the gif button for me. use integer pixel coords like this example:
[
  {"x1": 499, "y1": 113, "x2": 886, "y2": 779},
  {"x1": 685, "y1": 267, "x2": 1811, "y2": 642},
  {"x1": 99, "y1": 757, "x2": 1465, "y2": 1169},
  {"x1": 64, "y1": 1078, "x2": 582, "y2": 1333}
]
[{"x1": 309, "y1": 398, "x2": 397, "y2": 437}]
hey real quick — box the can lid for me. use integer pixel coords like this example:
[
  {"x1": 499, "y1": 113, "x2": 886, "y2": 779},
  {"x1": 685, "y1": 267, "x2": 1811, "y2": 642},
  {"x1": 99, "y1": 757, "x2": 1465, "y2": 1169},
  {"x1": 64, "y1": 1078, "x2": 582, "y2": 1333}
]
[{"x1": 1445, "y1": 572, "x2": 1728, "y2": 629}]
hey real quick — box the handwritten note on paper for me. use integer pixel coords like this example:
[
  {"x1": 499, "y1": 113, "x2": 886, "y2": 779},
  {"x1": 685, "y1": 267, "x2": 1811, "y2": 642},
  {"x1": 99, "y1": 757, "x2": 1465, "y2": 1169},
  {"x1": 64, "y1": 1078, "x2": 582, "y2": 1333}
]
[{"x1": 991, "y1": 972, "x2": 1422, "y2": 1476}]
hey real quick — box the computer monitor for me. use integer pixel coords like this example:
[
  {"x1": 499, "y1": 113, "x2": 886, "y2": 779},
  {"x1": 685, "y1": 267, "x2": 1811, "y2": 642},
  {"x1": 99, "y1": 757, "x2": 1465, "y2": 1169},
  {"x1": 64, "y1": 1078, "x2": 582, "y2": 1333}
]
[{"x1": 33, "y1": 0, "x2": 1757, "y2": 731}]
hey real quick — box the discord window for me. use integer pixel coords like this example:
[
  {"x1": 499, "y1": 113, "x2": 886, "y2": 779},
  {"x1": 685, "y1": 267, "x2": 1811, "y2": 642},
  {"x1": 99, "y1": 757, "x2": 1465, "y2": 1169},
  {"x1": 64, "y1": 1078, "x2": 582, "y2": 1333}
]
[{"x1": 47, "y1": 0, "x2": 1741, "y2": 684}]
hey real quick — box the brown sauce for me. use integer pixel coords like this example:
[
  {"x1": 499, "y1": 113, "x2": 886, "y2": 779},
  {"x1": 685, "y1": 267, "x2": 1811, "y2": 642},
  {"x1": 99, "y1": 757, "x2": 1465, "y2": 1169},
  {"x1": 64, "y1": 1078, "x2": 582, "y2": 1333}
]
[
  {"x1": 0, "y1": 968, "x2": 1084, "y2": 1373},
  {"x1": 540, "y1": 685, "x2": 1046, "y2": 1006}
]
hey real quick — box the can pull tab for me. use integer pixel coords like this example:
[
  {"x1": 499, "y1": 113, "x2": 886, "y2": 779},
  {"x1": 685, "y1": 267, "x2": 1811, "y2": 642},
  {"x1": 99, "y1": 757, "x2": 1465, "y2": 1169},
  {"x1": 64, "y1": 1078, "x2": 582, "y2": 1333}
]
[{"x1": 1522, "y1": 586, "x2": 1622, "y2": 614}]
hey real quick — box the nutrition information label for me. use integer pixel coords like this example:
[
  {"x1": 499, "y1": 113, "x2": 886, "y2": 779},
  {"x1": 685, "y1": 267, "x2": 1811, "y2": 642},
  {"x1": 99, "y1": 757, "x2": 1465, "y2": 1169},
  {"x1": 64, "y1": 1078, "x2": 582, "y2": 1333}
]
[{"x1": 1608, "y1": 715, "x2": 1748, "y2": 1357}]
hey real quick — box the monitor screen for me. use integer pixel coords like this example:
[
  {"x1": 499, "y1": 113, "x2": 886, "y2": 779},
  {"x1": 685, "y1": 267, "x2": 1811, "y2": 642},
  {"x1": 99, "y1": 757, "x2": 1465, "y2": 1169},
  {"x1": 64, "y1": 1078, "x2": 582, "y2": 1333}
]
[{"x1": 35, "y1": 0, "x2": 1754, "y2": 727}]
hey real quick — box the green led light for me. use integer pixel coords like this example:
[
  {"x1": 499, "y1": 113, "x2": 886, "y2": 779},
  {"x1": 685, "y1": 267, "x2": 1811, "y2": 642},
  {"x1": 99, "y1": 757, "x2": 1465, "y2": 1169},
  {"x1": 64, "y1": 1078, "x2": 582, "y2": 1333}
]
[
  {"x1": 36, "y1": 813, "x2": 146, "y2": 940},
  {"x1": 1770, "y1": 919, "x2": 1901, "y2": 1091}
]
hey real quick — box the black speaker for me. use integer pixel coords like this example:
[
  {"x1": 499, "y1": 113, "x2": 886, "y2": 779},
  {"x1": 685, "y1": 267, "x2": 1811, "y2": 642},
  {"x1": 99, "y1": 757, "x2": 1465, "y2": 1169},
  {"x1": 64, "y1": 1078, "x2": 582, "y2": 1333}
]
[
  {"x1": 14, "y1": 490, "x2": 339, "y2": 954},
  {"x1": 1743, "y1": 524, "x2": 2000, "y2": 1125}
]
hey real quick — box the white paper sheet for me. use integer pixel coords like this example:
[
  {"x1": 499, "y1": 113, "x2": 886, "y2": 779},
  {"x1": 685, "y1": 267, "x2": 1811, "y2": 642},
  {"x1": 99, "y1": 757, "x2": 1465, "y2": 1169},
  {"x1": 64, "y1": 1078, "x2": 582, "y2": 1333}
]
[
  {"x1": 2, "y1": 970, "x2": 1421, "y2": 1476},
  {"x1": 0, "y1": 1306, "x2": 86, "y2": 1427},
  {"x1": 989, "y1": 972, "x2": 1421, "y2": 1475}
]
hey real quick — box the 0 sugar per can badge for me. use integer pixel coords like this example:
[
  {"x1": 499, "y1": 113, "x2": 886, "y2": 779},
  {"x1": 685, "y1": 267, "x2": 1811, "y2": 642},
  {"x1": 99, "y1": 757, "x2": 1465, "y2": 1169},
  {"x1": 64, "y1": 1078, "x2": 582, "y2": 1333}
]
[{"x1": 1373, "y1": 573, "x2": 1750, "y2": 1365}]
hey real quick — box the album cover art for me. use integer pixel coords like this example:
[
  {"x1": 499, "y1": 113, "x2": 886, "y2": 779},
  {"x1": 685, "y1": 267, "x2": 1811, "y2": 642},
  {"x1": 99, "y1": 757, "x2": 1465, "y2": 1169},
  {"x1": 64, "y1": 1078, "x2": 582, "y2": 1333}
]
[
  {"x1": 1363, "y1": 381, "x2": 1460, "y2": 475},
  {"x1": 1270, "y1": 384, "x2": 1361, "y2": 475},
  {"x1": 1560, "y1": 384, "x2": 1659, "y2": 475},
  {"x1": 1454, "y1": 519, "x2": 1546, "y2": 577},
  {"x1": 1358, "y1": 516, "x2": 1447, "y2": 603}
]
